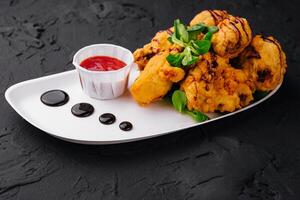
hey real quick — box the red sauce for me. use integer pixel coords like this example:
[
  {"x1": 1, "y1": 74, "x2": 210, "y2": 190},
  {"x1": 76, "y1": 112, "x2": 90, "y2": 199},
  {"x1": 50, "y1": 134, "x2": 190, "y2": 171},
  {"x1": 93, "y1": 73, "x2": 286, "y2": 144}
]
[{"x1": 80, "y1": 56, "x2": 126, "y2": 71}]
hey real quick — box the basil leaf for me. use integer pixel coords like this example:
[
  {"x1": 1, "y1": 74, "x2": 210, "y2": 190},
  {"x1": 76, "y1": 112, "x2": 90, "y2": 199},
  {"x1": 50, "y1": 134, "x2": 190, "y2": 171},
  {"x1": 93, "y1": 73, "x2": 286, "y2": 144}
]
[
  {"x1": 172, "y1": 90, "x2": 187, "y2": 113},
  {"x1": 185, "y1": 110, "x2": 209, "y2": 122},
  {"x1": 193, "y1": 40, "x2": 211, "y2": 55},
  {"x1": 166, "y1": 54, "x2": 184, "y2": 67},
  {"x1": 167, "y1": 36, "x2": 173, "y2": 44},
  {"x1": 207, "y1": 26, "x2": 219, "y2": 33}
]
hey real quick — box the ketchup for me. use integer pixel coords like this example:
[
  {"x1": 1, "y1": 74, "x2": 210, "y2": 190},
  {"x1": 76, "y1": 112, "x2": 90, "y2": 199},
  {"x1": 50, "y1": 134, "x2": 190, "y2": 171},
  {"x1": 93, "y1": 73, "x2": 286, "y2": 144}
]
[{"x1": 80, "y1": 56, "x2": 126, "y2": 71}]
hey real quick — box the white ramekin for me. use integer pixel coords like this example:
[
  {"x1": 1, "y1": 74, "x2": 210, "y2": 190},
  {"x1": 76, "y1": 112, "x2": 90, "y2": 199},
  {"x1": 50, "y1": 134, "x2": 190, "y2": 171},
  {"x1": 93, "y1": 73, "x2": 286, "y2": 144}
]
[{"x1": 73, "y1": 44, "x2": 134, "y2": 100}]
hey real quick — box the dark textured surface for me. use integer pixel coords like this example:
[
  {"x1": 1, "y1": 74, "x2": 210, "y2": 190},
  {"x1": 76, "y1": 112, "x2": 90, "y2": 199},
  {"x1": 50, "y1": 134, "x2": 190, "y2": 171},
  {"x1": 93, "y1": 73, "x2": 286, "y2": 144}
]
[{"x1": 0, "y1": 0, "x2": 300, "y2": 199}]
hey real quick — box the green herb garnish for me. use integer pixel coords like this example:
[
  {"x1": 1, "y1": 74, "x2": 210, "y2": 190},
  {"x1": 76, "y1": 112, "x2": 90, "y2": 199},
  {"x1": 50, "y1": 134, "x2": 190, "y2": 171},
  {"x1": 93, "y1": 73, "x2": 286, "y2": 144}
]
[
  {"x1": 167, "y1": 20, "x2": 219, "y2": 67},
  {"x1": 174, "y1": 19, "x2": 189, "y2": 43},
  {"x1": 171, "y1": 90, "x2": 209, "y2": 122},
  {"x1": 186, "y1": 110, "x2": 210, "y2": 122},
  {"x1": 166, "y1": 54, "x2": 185, "y2": 67},
  {"x1": 181, "y1": 47, "x2": 199, "y2": 66},
  {"x1": 167, "y1": 20, "x2": 216, "y2": 121},
  {"x1": 187, "y1": 22, "x2": 206, "y2": 40},
  {"x1": 187, "y1": 22, "x2": 206, "y2": 32},
  {"x1": 207, "y1": 26, "x2": 219, "y2": 33},
  {"x1": 172, "y1": 90, "x2": 187, "y2": 113},
  {"x1": 204, "y1": 31, "x2": 213, "y2": 41},
  {"x1": 192, "y1": 40, "x2": 211, "y2": 55}
]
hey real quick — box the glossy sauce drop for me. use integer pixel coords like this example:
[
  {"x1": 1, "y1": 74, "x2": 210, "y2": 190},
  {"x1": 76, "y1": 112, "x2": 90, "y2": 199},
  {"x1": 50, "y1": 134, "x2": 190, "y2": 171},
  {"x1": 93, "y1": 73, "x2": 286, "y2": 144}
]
[
  {"x1": 99, "y1": 113, "x2": 116, "y2": 125},
  {"x1": 119, "y1": 121, "x2": 133, "y2": 131},
  {"x1": 41, "y1": 90, "x2": 69, "y2": 107},
  {"x1": 71, "y1": 103, "x2": 94, "y2": 117},
  {"x1": 80, "y1": 56, "x2": 126, "y2": 71}
]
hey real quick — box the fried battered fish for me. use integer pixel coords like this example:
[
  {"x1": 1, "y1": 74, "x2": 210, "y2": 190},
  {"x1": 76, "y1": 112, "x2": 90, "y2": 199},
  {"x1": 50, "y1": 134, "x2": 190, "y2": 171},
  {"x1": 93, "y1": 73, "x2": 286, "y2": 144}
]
[
  {"x1": 239, "y1": 35, "x2": 287, "y2": 91},
  {"x1": 130, "y1": 52, "x2": 185, "y2": 105},
  {"x1": 181, "y1": 53, "x2": 254, "y2": 113}
]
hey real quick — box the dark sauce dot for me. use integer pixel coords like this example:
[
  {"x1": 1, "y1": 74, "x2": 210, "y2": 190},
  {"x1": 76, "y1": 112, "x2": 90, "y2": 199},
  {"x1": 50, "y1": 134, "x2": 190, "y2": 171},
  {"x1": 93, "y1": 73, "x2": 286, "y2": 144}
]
[
  {"x1": 119, "y1": 121, "x2": 133, "y2": 131},
  {"x1": 71, "y1": 103, "x2": 94, "y2": 117},
  {"x1": 99, "y1": 113, "x2": 116, "y2": 125},
  {"x1": 41, "y1": 90, "x2": 69, "y2": 107}
]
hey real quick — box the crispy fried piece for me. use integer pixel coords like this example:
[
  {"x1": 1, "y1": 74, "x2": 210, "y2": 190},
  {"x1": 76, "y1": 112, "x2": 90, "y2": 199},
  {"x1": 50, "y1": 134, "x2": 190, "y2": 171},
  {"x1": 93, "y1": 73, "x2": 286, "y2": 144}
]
[
  {"x1": 133, "y1": 30, "x2": 182, "y2": 70},
  {"x1": 159, "y1": 61, "x2": 185, "y2": 82},
  {"x1": 130, "y1": 53, "x2": 185, "y2": 105},
  {"x1": 212, "y1": 16, "x2": 252, "y2": 58},
  {"x1": 181, "y1": 53, "x2": 254, "y2": 113},
  {"x1": 239, "y1": 35, "x2": 287, "y2": 91},
  {"x1": 131, "y1": 10, "x2": 286, "y2": 113},
  {"x1": 190, "y1": 10, "x2": 229, "y2": 26}
]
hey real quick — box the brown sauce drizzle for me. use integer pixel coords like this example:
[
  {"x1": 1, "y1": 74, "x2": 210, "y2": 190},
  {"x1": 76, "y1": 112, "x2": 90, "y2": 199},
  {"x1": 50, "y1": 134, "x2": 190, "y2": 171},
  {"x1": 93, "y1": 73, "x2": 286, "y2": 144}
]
[
  {"x1": 261, "y1": 35, "x2": 284, "y2": 79},
  {"x1": 235, "y1": 17, "x2": 250, "y2": 41},
  {"x1": 228, "y1": 21, "x2": 242, "y2": 52},
  {"x1": 208, "y1": 10, "x2": 218, "y2": 24},
  {"x1": 208, "y1": 10, "x2": 228, "y2": 24},
  {"x1": 246, "y1": 46, "x2": 261, "y2": 59},
  {"x1": 261, "y1": 36, "x2": 283, "y2": 64},
  {"x1": 166, "y1": 28, "x2": 173, "y2": 35}
]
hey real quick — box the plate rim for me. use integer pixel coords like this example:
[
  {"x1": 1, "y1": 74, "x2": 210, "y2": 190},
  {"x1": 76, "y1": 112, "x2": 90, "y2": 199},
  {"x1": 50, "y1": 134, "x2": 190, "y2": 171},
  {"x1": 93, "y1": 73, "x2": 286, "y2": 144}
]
[{"x1": 5, "y1": 70, "x2": 282, "y2": 145}]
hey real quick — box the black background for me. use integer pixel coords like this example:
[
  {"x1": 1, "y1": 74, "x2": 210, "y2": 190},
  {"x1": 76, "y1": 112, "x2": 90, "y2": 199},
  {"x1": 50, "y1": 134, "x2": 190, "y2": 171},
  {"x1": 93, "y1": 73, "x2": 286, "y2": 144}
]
[{"x1": 0, "y1": 0, "x2": 300, "y2": 199}]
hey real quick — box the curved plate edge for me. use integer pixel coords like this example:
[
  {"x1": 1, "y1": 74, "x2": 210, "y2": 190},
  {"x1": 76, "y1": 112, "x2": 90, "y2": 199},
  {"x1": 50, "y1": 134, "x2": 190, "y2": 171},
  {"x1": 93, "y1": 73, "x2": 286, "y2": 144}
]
[{"x1": 4, "y1": 71, "x2": 282, "y2": 145}]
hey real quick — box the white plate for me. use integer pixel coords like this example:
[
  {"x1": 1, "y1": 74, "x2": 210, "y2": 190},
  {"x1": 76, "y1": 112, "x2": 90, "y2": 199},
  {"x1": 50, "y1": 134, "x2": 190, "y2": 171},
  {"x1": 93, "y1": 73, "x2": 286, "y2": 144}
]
[{"x1": 5, "y1": 68, "x2": 281, "y2": 145}]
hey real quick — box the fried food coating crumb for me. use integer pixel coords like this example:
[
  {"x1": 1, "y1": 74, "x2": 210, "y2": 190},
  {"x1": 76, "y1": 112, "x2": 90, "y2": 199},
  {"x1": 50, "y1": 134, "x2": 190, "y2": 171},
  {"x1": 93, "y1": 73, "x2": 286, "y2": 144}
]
[
  {"x1": 181, "y1": 53, "x2": 254, "y2": 113},
  {"x1": 133, "y1": 30, "x2": 182, "y2": 70},
  {"x1": 131, "y1": 10, "x2": 286, "y2": 113},
  {"x1": 239, "y1": 35, "x2": 287, "y2": 91},
  {"x1": 130, "y1": 53, "x2": 185, "y2": 105},
  {"x1": 212, "y1": 16, "x2": 252, "y2": 58}
]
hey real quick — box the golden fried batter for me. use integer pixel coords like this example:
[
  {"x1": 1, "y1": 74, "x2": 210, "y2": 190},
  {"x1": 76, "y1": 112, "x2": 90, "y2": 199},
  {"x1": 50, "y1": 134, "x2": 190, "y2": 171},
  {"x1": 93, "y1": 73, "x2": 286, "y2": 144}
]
[
  {"x1": 212, "y1": 17, "x2": 252, "y2": 58},
  {"x1": 239, "y1": 35, "x2": 287, "y2": 91},
  {"x1": 190, "y1": 10, "x2": 253, "y2": 59},
  {"x1": 130, "y1": 53, "x2": 185, "y2": 105},
  {"x1": 159, "y1": 62, "x2": 186, "y2": 82},
  {"x1": 133, "y1": 30, "x2": 182, "y2": 70},
  {"x1": 181, "y1": 53, "x2": 254, "y2": 113},
  {"x1": 190, "y1": 10, "x2": 229, "y2": 26},
  {"x1": 130, "y1": 10, "x2": 287, "y2": 113}
]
